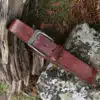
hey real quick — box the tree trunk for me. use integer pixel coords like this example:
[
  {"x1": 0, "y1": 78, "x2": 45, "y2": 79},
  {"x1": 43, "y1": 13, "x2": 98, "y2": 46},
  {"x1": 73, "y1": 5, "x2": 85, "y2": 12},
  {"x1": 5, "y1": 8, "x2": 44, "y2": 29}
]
[{"x1": 0, "y1": 0, "x2": 44, "y2": 99}]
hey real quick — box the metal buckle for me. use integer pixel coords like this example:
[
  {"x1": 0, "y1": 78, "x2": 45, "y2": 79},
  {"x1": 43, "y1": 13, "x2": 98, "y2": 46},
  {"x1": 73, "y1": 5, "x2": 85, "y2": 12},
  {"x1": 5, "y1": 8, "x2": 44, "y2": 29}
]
[
  {"x1": 27, "y1": 30, "x2": 54, "y2": 56},
  {"x1": 28, "y1": 30, "x2": 53, "y2": 44}
]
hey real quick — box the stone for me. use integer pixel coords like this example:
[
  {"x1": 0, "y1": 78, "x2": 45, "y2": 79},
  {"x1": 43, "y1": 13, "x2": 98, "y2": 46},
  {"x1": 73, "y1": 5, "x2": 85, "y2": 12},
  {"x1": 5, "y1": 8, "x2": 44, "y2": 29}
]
[
  {"x1": 36, "y1": 66, "x2": 100, "y2": 100},
  {"x1": 65, "y1": 23, "x2": 100, "y2": 69},
  {"x1": 59, "y1": 93, "x2": 72, "y2": 100}
]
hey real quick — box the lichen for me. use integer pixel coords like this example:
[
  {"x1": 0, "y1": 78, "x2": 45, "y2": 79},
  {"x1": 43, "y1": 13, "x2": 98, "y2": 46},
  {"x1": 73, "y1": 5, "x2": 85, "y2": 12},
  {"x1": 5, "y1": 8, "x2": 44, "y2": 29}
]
[
  {"x1": 65, "y1": 23, "x2": 100, "y2": 68},
  {"x1": 37, "y1": 66, "x2": 100, "y2": 100}
]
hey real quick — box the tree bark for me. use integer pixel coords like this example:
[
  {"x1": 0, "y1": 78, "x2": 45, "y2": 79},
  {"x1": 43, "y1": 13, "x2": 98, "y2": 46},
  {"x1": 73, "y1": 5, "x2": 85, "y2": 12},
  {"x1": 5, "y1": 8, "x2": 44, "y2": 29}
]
[{"x1": 0, "y1": 0, "x2": 44, "y2": 99}]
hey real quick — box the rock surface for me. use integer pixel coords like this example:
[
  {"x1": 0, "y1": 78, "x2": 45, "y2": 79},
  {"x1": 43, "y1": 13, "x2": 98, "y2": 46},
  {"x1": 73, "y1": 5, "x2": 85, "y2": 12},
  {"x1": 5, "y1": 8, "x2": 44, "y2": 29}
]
[
  {"x1": 65, "y1": 23, "x2": 100, "y2": 69},
  {"x1": 37, "y1": 65, "x2": 100, "y2": 100}
]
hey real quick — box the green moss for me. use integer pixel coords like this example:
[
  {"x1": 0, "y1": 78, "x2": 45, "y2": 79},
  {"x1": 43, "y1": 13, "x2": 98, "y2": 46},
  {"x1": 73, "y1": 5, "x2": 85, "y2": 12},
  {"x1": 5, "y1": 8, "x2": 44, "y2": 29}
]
[
  {"x1": 38, "y1": 0, "x2": 72, "y2": 24},
  {"x1": 0, "y1": 83, "x2": 8, "y2": 95},
  {"x1": 12, "y1": 93, "x2": 39, "y2": 100}
]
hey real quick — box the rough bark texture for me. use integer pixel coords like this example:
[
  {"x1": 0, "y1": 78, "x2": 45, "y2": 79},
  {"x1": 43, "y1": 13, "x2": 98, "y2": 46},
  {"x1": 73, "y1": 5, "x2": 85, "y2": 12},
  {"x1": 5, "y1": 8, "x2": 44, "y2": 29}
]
[{"x1": 0, "y1": 0, "x2": 44, "y2": 99}]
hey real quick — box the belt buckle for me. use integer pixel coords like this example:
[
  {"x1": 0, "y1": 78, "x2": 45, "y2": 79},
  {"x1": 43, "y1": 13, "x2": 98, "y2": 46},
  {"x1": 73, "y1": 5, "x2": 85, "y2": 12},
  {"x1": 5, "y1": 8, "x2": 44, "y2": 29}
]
[{"x1": 27, "y1": 30, "x2": 53, "y2": 56}]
